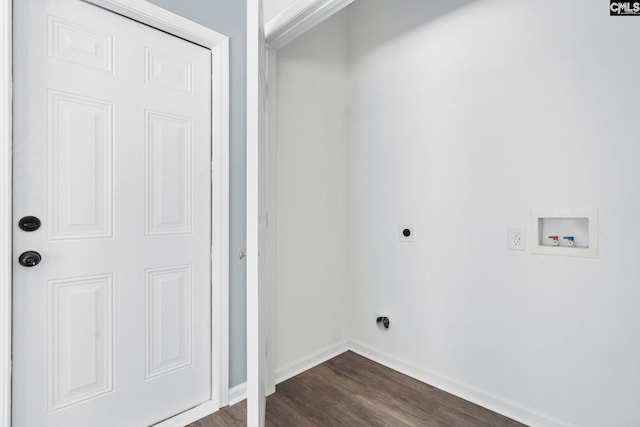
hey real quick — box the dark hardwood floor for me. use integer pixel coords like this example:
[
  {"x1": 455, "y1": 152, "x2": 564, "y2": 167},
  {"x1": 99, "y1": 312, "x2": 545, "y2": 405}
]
[{"x1": 188, "y1": 351, "x2": 526, "y2": 427}]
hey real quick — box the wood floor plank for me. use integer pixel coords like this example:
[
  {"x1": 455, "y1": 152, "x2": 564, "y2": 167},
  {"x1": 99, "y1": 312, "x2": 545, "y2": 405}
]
[{"x1": 188, "y1": 351, "x2": 526, "y2": 427}]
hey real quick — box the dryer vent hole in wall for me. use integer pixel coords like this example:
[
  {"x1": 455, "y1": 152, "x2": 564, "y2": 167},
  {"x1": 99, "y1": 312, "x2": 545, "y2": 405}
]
[{"x1": 377, "y1": 316, "x2": 390, "y2": 330}]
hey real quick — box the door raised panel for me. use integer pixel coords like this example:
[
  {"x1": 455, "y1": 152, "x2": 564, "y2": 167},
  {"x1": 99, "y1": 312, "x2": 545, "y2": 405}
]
[
  {"x1": 49, "y1": 91, "x2": 113, "y2": 240},
  {"x1": 145, "y1": 266, "x2": 193, "y2": 379},
  {"x1": 13, "y1": 0, "x2": 215, "y2": 424},
  {"x1": 145, "y1": 48, "x2": 193, "y2": 94},
  {"x1": 48, "y1": 274, "x2": 114, "y2": 412},
  {"x1": 48, "y1": 15, "x2": 114, "y2": 73},
  {"x1": 145, "y1": 110, "x2": 192, "y2": 236}
]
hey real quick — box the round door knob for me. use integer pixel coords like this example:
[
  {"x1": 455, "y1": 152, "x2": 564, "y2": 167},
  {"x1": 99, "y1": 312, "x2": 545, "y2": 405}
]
[{"x1": 19, "y1": 251, "x2": 41, "y2": 267}]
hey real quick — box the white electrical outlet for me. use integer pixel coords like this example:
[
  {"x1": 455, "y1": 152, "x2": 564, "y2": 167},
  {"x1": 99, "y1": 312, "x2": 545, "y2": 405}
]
[{"x1": 507, "y1": 227, "x2": 525, "y2": 251}]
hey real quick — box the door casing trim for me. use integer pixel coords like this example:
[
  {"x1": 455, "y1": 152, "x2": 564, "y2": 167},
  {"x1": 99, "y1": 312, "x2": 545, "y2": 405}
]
[
  {"x1": 0, "y1": 0, "x2": 12, "y2": 425},
  {"x1": 0, "y1": 1, "x2": 230, "y2": 425},
  {"x1": 264, "y1": 0, "x2": 354, "y2": 49}
]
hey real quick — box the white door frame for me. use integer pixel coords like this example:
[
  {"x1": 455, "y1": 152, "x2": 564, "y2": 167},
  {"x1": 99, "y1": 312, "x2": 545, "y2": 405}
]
[
  {"x1": 244, "y1": 1, "x2": 356, "y2": 421},
  {"x1": 0, "y1": 1, "x2": 230, "y2": 425},
  {"x1": 246, "y1": 0, "x2": 267, "y2": 425},
  {"x1": 255, "y1": 0, "x2": 354, "y2": 402},
  {"x1": 264, "y1": 0, "x2": 354, "y2": 48}
]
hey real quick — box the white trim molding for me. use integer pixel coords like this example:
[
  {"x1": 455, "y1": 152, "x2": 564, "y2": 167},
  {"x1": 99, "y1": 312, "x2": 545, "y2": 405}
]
[
  {"x1": 84, "y1": 0, "x2": 226, "y2": 50},
  {"x1": 265, "y1": 47, "x2": 278, "y2": 398},
  {"x1": 246, "y1": 0, "x2": 266, "y2": 425},
  {"x1": 208, "y1": 22, "x2": 231, "y2": 411},
  {"x1": 265, "y1": 0, "x2": 355, "y2": 49},
  {"x1": 0, "y1": 0, "x2": 12, "y2": 425},
  {"x1": 348, "y1": 340, "x2": 576, "y2": 427},
  {"x1": 228, "y1": 382, "x2": 248, "y2": 406},
  {"x1": 275, "y1": 340, "x2": 350, "y2": 385},
  {"x1": 2, "y1": 1, "x2": 230, "y2": 425},
  {"x1": 270, "y1": 339, "x2": 576, "y2": 427},
  {"x1": 153, "y1": 401, "x2": 220, "y2": 427}
]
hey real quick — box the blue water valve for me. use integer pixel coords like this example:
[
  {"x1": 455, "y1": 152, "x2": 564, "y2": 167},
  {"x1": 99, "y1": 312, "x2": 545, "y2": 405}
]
[{"x1": 563, "y1": 236, "x2": 575, "y2": 247}]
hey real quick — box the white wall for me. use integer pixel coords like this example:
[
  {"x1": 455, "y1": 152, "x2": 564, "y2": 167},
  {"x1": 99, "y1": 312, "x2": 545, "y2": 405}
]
[
  {"x1": 264, "y1": 0, "x2": 298, "y2": 22},
  {"x1": 274, "y1": 0, "x2": 640, "y2": 425},
  {"x1": 346, "y1": 0, "x2": 640, "y2": 426},
  {"x1": 274, "y1": 11, "x2": 350, "y2": 374}
]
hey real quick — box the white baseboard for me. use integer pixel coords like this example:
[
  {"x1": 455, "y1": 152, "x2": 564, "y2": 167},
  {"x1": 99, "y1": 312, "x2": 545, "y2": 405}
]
[
  {"x1": 155, "y1": 384, "x2": 245, "y2": 427},
  {"x1": 268, "y1": 339, "x2": 575, "y2": 427},
  {"x1": 226, "y1": 337, "x2": 349, "y2": 407},
  {"x1": 348, "y1": 340, "x2": 575, "y2": 427},
  {"x1": 228, "y1": 382, "x2": 247, "y2": 406},
  {"x1": 226, "y1": 340, "x2": 349, "y2": 408},
  {"x1": 275, "y1": 339, "x2": 350, "y2": 384},
  {"x1": 153, "y1": 400, "x2": 219, "y2": 427}
]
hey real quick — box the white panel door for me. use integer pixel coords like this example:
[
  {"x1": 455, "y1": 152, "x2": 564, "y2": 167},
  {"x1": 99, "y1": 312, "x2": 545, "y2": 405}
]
[
  {"x1": 12, "y1": 1, "x2": 212, "y2": 426},
  {"x1": 247, "y1": 0, "x2": 268, "y2": 425}
]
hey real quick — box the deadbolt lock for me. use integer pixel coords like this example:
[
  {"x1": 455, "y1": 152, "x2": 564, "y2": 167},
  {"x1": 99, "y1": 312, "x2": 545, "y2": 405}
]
[{"x1": 18, "y1": 216, "x2": 41, "y2": 232}]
